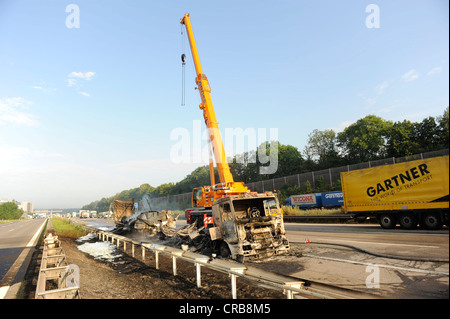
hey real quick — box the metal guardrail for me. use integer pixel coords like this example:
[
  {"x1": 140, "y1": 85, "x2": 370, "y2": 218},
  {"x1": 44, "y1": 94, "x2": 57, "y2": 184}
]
[
  {"x1": 35, "y1": 233, "x2": 80, "y2": 299},
  {"x1": 84, "y1": 226, "x2": 334, "y2": 299}
]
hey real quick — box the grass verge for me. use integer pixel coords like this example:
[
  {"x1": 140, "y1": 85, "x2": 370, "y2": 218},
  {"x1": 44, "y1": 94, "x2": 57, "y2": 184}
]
[{"x1": 50, "y1": 218, "x2": 88, "y2": 239}]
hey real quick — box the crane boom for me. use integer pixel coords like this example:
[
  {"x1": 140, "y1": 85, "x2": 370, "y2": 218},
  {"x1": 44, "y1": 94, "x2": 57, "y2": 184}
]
[{"x1": 181, "y1": 13, "x2": 234, "y2": 184}]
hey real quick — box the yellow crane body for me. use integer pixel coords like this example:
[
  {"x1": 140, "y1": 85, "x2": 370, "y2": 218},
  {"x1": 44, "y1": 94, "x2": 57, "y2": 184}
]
[{"x1": 181, "y1": 13, "x2": 248, "y2": 209}]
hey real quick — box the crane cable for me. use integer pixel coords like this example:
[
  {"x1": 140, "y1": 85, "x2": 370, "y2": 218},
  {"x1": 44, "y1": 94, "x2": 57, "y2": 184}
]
[{"x1": 181, "y1": 24, "x2": 186, "y2": 106}]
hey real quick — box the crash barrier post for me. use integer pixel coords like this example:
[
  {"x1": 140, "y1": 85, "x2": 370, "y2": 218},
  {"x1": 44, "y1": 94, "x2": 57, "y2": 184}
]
[{"x1": 35, "y1": 233, "x2": 80, "y2": 299}]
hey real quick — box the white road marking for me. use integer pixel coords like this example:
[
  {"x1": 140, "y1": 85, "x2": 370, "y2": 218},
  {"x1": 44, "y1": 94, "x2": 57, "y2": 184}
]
[
  {"x1": 26, "y1": 219, "x2": 46, "y2": 247},
  {"x1": 0, "y1": 286, "x2": 10, "y2": 299}
]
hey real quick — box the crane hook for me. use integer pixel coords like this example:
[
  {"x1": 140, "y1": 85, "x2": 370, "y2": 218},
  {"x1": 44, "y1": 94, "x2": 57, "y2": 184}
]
[{"x1": 181, "y1": 54, "x2": 186, "y2": 106}]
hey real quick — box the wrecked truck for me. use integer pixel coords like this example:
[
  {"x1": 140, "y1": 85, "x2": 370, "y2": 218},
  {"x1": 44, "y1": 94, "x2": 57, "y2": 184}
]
[
  {"x1": 205, "y1": 192, "x2": 290, "y2": 261},
  {"x1": 110, "y1": 198, "x2": 177, "y2": 234},
  {"x1": 110, "y1": 193, "x2": 290, "y2": 262}
]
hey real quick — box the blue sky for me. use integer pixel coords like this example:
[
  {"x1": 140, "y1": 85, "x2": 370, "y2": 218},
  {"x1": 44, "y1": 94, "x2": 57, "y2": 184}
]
[{"x1": 0, "y1": 0, "x2": 448, "y2": 208}]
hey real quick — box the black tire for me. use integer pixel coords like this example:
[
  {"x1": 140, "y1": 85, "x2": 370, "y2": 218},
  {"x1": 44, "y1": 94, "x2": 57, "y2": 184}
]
[
  {"x1": 219, "y1": 241, "x2": 231, "y2": 258},
  {"x1": 421, "y1": 212, "x2": 443, "y2": 230},
  {"x1": 399, "y1": 213, "x2": 418, "y2": 229},
  {"x1": 379, "y1": 214, "x2": 397, "y2": 229}
]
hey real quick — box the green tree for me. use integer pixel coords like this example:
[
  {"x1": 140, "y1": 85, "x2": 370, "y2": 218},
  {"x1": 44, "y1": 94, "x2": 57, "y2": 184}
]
[
  {"x1": 172, "y1": 165, "x2": 217, "y2": 193},
  {"x1": 278, "y1": 184, "x2": 301, "y2": 204},
  {"x1": 303, "y1": 180, "x2": 313, "y2": 193},
  {"x1": 230, "y1": 150, "x2": 260, "y2": 183},
  {"x1": 273, "y1": 143, "x2": 304, "y2": 178},
  {"x1": 338, "y1": 115, "x2": 392, "y2": 163},
  {"x1": 152, "y1": 182, "x2": 175, "y2": 197},
  {"x1": 230, "y1": 142, "x2": 305, "y2": 181},
  {"x1": 437, "y1": 107, "x2": 449, "y2": 149},
  {"x1": 0, "y1": 202, "x2": 23, "y2": 220},
  {"x1": 413, "y1": 116, "x2": 441, "y2": 153},
  {"x1": 386, "y1": 120, "x2": 419, "y2": 157},
  {"x1": 304, "y1": 129, "x2": 342, "y2": 168}
]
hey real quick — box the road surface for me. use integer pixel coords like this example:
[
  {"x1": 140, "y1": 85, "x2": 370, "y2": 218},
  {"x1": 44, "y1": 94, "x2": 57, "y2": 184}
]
[
  {"x1": 281, "y1": 223, "x2": 449, "y2": 298},
  {"x1": 284, "y1": 223, "x2": 449, "y2": 260},
  {"x1": 0, "y1": 218, "x2": 47, "y2": 298}
]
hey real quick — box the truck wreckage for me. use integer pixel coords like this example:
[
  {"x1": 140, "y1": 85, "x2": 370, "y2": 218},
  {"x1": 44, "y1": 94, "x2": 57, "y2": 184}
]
[
  {"x1": 207, "y1": 192, "x2": 290, "y2": 261},
  {"x1": 110, "y1": 192, "x2": 290, "y2": 262},
  {"x1": 110, "y1": 196, "x2": 178, "y2": 235}
]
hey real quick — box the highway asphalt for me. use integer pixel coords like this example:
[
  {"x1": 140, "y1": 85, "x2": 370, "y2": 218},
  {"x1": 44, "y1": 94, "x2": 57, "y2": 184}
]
[
  {"x1": 0, "y1": 218, "x2": 47, "y2": 298},
  {"x1": 284, "y1": 223, "x2": 449, "y2": 261}
]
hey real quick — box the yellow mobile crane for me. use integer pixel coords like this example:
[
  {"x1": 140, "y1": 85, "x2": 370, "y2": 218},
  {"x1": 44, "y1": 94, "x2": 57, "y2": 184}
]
[
  {"x1": 181, "y1": 13, "x2": 248, "y2": 216},
  {"x1": 180, "y1": 14, "x2": 290, "y2": 260}
]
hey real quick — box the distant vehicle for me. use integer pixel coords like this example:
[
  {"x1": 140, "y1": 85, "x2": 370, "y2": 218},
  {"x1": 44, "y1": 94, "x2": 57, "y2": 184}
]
[
  {"x1": 79, "y1": 210, "x2": 90, "y2": 218},
  {"x1": 285, "y1": 191, "x2": 343, "y2": 209},
  {"x1": 322, "y1": 191, "x2": 344, "y2": 208}
]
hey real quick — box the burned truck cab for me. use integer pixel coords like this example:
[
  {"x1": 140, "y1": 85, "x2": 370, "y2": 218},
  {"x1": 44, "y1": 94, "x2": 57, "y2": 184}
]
[{"x1": 210, "y1": 193, "x2": 290, "y2": 261}]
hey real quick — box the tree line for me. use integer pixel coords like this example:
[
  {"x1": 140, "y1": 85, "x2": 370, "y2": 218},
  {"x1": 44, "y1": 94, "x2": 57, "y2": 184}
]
[
  {"x1": 82, "y1": 107, "x2": 449, "y2": 212},
  {"x1": 0, "y1": 202, "x2": 24, "y2": 220}
]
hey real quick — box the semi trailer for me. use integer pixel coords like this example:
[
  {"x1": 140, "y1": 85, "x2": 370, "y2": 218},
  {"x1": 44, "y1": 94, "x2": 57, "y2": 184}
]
[{"x1": 340, "y1": 155, "x2": 449, "y2": 229}]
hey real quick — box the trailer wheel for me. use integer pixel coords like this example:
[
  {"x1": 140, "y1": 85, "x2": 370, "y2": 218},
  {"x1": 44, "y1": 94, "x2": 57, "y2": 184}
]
[
  {"x1": 379, "y1": 214, "x2": 397, "y2": 229},
  {"x1": 399, "y1": 213, "x2": 418, "y2": 229},
  {"x1": 421, "y1": 212, "x2": 443, "y2": 230}
]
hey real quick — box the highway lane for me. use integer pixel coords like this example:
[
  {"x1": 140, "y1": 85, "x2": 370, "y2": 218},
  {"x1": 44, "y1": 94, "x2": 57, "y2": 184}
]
[
  {"x1": 279, "y1": 223, "x2": 449, "y2": 298},
  {"x1": 285, "y1": 223, "x2": 449, "y2": 260},
  {"x1": 0, "y1": 218, "x2": 47, "y2": 296}
]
